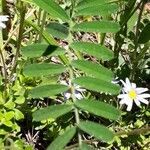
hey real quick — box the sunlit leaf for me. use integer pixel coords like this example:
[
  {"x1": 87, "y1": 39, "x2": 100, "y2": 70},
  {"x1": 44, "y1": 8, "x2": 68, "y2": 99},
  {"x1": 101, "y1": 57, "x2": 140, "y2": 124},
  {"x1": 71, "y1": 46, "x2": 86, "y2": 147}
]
[
  {"x1": 29, "y1": 84, "x2": 69, "y2": 98},
  {"x1": 73, "y1": 76, "x2": 120, "y2": 95},
  {"x1": 70, "y1": 42, "x2": 114, "y2": 60},
  {"x1": 78, "y1": 121, "x2": 114, "y2": 142},
  {"x1": 33, "y1": 104, "x2": 73, "y2": 121},
  {"x1": 75, "y1": 99, "x2": 120, "y2": 120},
  {"x1": 72, "y1": 60, "x2": 113, "y2": 81},
  {"x1": 75, "y1": 4, "x2": 118, "y2": 17},
  {"x1": 23, "y1": 63, "x2": 65, "y2": 77},
  {"x1": 72, "y1": 21, "x2": 120, "y2": 33},
  {"x1": 47, "y1": 127, "x2": 76, "y2": 150},
  {"x1": 33, "y1": 0, "x2": 69, "y2": 21},
  {"x1": 46, "y1": 22, "x2": 69, "y2": 39}
]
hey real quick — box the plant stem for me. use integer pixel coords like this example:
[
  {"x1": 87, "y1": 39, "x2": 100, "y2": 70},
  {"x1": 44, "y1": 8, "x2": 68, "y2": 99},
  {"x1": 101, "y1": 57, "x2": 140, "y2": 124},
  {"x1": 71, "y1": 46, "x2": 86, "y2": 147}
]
[
  {"x1": 10, "y1": 1, "x2": 26, "y2": 78},
  {"x1": 38, "y1": 11, "x2": 47, "y2": 43},
  {"x1": 131, "y1": 1, "x2": 145, "y2": 80},
  {"x1": 0, "y1": 0, "x2": 8, "y2": 99},
  {"x1": 67, "y1": 19, "x2": 82, "y2": 146},
  {"x1": 0, "y1": 49, "x2": 7, "y2": 99},
  {"x1": 35, "y1": 8, "x2": 42, "y2": 42},
  {"x1": 116, "y1": 125, "x2": 150, "y2": 136}
]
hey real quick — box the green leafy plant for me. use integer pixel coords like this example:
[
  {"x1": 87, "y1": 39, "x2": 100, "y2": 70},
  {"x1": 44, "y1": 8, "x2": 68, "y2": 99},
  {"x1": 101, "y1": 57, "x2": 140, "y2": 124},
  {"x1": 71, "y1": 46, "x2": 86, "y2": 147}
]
[{"x1": 21, "y1": 0, "x2": 121, "y2": 149}]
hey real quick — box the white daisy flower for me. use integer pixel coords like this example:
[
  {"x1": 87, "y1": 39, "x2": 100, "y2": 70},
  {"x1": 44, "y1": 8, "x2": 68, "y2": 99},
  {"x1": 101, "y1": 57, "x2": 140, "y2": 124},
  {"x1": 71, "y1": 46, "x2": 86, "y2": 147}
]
[
  {"x1": 60, "y1": 80, "x2": 85, "y2": 100},
  {"x1": 117, "y1": 78, "x2": 150, "y2": 111},
  {"x1": 0, "y1": 15, "x2": 9, "y2": 29}
]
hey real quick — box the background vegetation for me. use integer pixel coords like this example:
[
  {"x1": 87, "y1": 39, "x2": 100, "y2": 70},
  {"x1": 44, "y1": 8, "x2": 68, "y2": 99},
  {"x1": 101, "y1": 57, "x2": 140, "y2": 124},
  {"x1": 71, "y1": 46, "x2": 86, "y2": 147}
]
[{"x1": 0, "y1": 0, "x2": 149, "y2": 149}]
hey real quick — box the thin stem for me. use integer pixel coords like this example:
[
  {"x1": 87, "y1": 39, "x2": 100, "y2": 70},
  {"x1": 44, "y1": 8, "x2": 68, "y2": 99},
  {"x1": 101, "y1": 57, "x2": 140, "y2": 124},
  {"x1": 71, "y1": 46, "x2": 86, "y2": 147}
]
[
  {"x1": 131, "y1": 1, "x2": 145, "y2": 80},
  {"x1": 0, "y1": 49, "x2": 7, "y2": 99},
  {"x1": 116, "y1": 125, "x2": 150, "y2": 136},
  {"x1": 69, "y1": 67, "x2": 82, "y2": 146},
  {"x1": 38, "y1": 11, "x2": 47, "y2": 43},
  {"x1": 35, "y1": 8, "x2": 42, "y2": 42},
  {"x1": 0, "y1": 0, "x2": 8, "y2": 99},
  {"x1": 66, "y1": 18, "x2": 82, "y2": 146},
  {"x1": 10, "y1": 1, "x2": 26, "y2": 78}
]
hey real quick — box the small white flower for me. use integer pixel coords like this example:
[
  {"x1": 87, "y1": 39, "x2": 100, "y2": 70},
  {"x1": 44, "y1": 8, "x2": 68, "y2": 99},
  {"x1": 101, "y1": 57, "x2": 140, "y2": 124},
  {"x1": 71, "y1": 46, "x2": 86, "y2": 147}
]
[
  {"x1": 118, "y1": 78, "x2": 150, "y2": 111},
  {"x1": 0, "y1": 15, "x2": 9, "y2": 29},
  {"x1": 60, "y1": 80, "x2": 85, "y2": 100}
]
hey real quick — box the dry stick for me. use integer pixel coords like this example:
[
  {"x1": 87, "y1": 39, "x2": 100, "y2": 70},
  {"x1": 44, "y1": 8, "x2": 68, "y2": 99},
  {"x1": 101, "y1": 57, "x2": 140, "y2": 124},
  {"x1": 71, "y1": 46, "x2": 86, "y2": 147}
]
[
  {"x1": 0, "y1": 49, "x2": 7, "y2": 97},
  {"x1": 116, "y1": 125, "x2": 150, "y2": 136}
]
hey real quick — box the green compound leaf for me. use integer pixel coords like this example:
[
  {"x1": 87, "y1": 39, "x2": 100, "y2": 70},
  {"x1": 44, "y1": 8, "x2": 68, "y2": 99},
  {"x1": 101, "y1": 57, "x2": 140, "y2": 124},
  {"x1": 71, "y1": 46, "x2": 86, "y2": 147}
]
[
  {"x1": 33, "y1": 0, "x2": 69, "y2": 22},
  {"x1": 21, "y1": 44, "x2": 65, "y2": 58},
  {"x1": 46, "y1": 22, "x2": 69, "y2": 39},
  {"x1": 73, "y1": 76, "x2": 120, "y2": 95},
  {"x1": 47, "y1": 127, "x2": 76, "y2": 150},
  {"x1": 70, "y1": 42, "x2": 114, "y2": 61},
  {"x1": 78, "y1": 121, "x2": 114, "y2": 142},
  {"x1": 23, "y1": 63, "x2": 65, "y2": 77},
  {"x1": 75, "y1": 4, "x2": 118, "y2": 17},
  {"x1": 74, "y1": 99, "x2": 120, "y2": 120},
  {"x1": 72, "y1": 21, "x2": 120, "y2": 33},
  {"x1": 29, "y1": 84, "x2": 69, "y2": 98},
  {"x1": 33, "y1": 104, "x2": 73, "y2": 121},
  {"x1": 72, "y1": 60, "x2": 113, "y2": 81}
]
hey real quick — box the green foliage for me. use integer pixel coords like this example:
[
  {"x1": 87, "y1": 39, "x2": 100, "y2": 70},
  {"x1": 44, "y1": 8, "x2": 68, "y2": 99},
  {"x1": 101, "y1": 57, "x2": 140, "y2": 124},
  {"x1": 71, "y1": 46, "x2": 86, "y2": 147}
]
[
  {"x1": 29, "y1": 84, "x2": 69, "y2": 98},
  {"x1": 76, "y1": 0, "x2": 111, "y2": 10},
  {"x1": 70, "y1": 42, "x2": 114, "y2": 61},
  {"x1": 74, "y1": 99, "x2": 121, "y2": 120},
  {"x1": 78, "y1": 121, "x2": 114, "y2": 142},
  {"x1": 138, "y1": 22, "x2": 150, "y2": 44},
  {"x1": 72, "y1": 60, "x2": 113, "y2": 81},
  {"x1": 23, "y1": 63, "x2": 65, "y2": 77},
  {"x1": 74, "y1": 77, "x2": 120, "y2": 95},
  {"x1": 46, "y1": 23, "x2": 69, "y2": 39},
  {"x1": 32, "y1": 0, "x2": 70, "y2": 21},
  {"x1": 1, "y1": 0, "x2": 149, "y2": 149},
  {"x1": 72, "y1": 21, "x2": 120, "y2": 33},
  {"x1": 21, "y1": 44, "x2": 65, "y2": 58},
  {"x1": 47, "y1": 127, "x2": 76, "y2": 150},
  {"x1": 74, "y1": 3, "x2": 118, "y2": 17},
  {"x1": 33, "y1": 104, "x2": 73, "y2": 121}
]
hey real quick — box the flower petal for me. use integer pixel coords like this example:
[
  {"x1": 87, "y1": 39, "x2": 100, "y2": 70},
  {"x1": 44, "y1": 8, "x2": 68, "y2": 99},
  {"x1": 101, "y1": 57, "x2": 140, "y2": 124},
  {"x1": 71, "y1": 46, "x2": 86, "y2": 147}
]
[
  {"x1": 136, "y1": 88, "x2": 148, "y2": 94},
  {"x1": 125, "y1": 78, "x2": 132, "y2": 88},
  {"x1": 134, "y1": 99, "x2": 141, "y2": 106},
  {"x1": 0, "y1": 22, "x2": 6, "y2": 28},
  {"x1": 0, "y1": 15, "x2": 9, "y2": 21},
  {"x1": 126, "y1": 100, "x2": 133, "y2": 111},
  {"x1": 138, "y1": 98, "x2": 149, "y2": 105},
  {"x1": 64, "y1": 92, "x2": 71, "y2": 100},
  {"x1": 117, "y1": 94, "x2": 127, "y2": 99},
  {"x1": 138, "y1": 93, "x2": 150, "y2": 98},
  {"x1": 75, "y1": 92, "x2": 83, "y2": 100},
  {"x1": 119, "y1": 99, "x2": 126, "y2": 105},
  {"x1": 131, "y1": 83, "x2": 136, "y2": 89}
]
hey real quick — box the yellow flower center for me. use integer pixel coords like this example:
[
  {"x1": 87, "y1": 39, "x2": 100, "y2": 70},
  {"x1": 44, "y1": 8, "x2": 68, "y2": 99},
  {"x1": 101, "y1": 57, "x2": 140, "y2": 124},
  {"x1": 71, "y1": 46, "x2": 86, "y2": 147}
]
[{"x1": 128, "y1": 89, "x2": 137, "y2": 100}]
